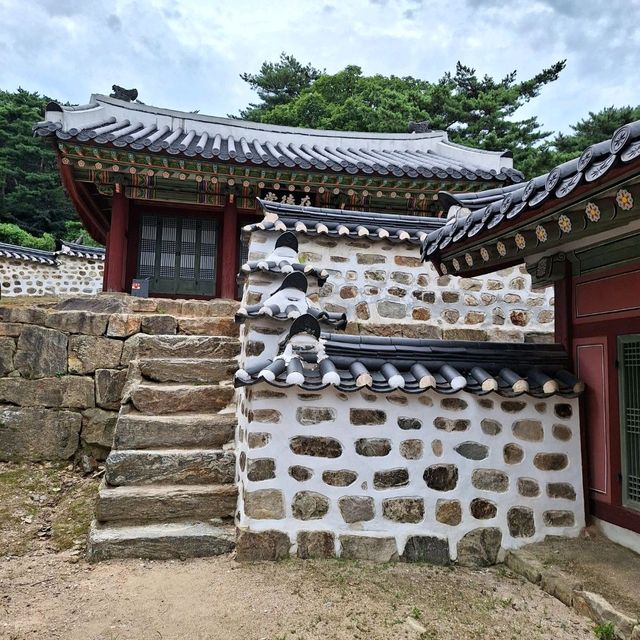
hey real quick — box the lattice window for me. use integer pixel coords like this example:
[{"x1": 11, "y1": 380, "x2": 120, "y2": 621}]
[
  {"x1": 159, "y1": 218, "x2": 177, "y2": 278},
  {"x1": 620, "y1": 335, "x2": 640, "y2": 509},
  {"x1": 199, "y1": 219, "x2": 217, "y2": 281},
  {"x1": 180, "y1": 218, "x2": 197, "y2": 280},
  {"x1": 138, "y1": 215, "x2": 157, "y2": 278}
]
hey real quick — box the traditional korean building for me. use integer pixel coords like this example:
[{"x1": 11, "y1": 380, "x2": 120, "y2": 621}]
[
  {"x1": 423, "y1": 121, "x2": 640, "y2": 550},
  {"x1": 33, "y1": 87, "x2": 521, "y2": 300}
]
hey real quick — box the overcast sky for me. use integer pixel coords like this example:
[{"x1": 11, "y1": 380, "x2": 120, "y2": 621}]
[{"x1": 1, "y1": 0, "x2": 639, "y2": 136}]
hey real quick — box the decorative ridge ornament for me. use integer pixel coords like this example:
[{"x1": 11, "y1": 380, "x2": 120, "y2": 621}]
[{"x1": 109, "y1": 85, "x2": 138, "y2": 102}]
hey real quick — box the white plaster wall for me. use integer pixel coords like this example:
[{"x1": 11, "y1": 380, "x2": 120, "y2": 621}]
[
  {"x1": 0, "y1": 255, "x2": 103, "y2": 297},
  {"x1": 237, "y1": 385, "x2": 585, "y2": 559},
  {"x1": 246, "y1": 230, "x2": 554, "y2": 342}
]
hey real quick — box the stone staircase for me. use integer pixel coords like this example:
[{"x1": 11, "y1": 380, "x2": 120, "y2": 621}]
[{"x1": 87, "y1": 334, "x2": 240, "y2": 560}]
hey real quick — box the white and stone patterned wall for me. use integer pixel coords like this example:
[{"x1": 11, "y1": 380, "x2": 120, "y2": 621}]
[
  {"x1": 0, "y1": 255, "x2": 103, "y2": 297},
  {"x1": 245, "y1": 230, "x2": 554, "y2": 343},
  {"x1": 236, "y1": 384, "x2": 584, "y2": 564}
]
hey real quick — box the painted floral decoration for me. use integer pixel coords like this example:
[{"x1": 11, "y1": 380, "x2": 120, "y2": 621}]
[
  {"x1": 515, "y1": 233, "x2": 526, "y2": 250},
  {"x1": 585, "y1": 202, "x2": 601, "y2": 222},
  {"x1": 497, "y1": 241, "x2": 507, "y2": 257},
  {"x1": 535, "y1": 225, "x2": 548, "y2": 242},
  {"x1": 465, "y1": 253, "x2": 473, "y2": 267},
  {"x1": 558, "y1": 214, "x2": 572, "y2": 233},
  {"x1": 452, "y1": 258, "x2": 460, "y2": 272},
  {"x1": 616, "y1": 189, "x2": 634, "y2": 210},
  {"x1": 480, "y1": 247, "x2": 490, "y2": 262}
]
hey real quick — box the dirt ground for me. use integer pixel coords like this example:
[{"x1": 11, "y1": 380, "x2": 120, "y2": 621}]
[
  {"x1": 1, "y1": 463, "x2": 596, "y2": 640},
  {"x1": 524, "y1": 534, "x2": 640, "y2": 621}
]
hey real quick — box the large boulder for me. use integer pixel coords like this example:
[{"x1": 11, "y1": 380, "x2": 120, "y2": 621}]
[
  {"x1": 13, "y1": 325, "x2": 67, "y2": 378},
  {"x1": 0, "y1": 407, "x2": 81, "y2": 461}
]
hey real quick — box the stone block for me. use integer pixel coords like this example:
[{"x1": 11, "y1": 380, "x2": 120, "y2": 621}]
[
  {"x1": 0, "y1": 376, "x2": 94, "y2": 408},
  {"x1": 357, "y1": 253, "x2": 386, "y2": 265},
  {"x1": 81, "y1": 407, "x2": 117, "y2": 450},
  {"x1": 141, "y1": 314, "x2": 178, "y2": 335},
  {"x1": 322, "y1": 469, "x2": 357, "y2": 486},
  {"x1": 46, "y1": 311, "x2": 109, "y2": 335},
  {"x1": 455, "y1": 441, "x2": 489, "y2": 460},
  {"x1": 292, "y1": 491, "x2": 330, "y2": 520},
  {"x1": 546, "y1": 482, "x2": 576, "y2": 500},
  {"x1": 554, "y1": 403, "x2": 573, "y2": 418},
  {"x1": 374, "y1": 468, "x2": 409, "y2": 488},
  {"x1": 377, "y1": 301, "x2": 406, "y2": 319},
  {"x1": 436, "y1": 499, "x2": 461, "y2": 525},
  {"x1": 339, "y1": 496, "x2": 375, "y2": 523},
  {"x1": 424, "y1": 464, "x2": 458, "y2": 491},
  {"x1": 534, "y1": 453, "x2": 568, "y2": 471},
  {"x1": 504, "y1": 550, "x2": 542, "y2": 584},
  {"x1": 457, "y1": 528, "x2": 502, "y2": 567},
  {"x1": 248, "y1": 432, "x2": 271, "y2": 448},
  {"x1": 382, "y1": 498, "x2": 424, "y2": 523},
  {"x1": 507, "y1": 506, "x2": 535, "y2": 538},
  {"x1": 500, "y1": 400, "x2": 526, "y2": 413},
  {"x1": 402, "y1": 536, "x2": 450, "y2": 565},
  {"x1": 355, "y1": 438, "x2": 391, "y2": 456},
  {"x1": 297, "y1": 531, "x2": 335, "y2": 559},
  {"x1": 244, "y1": 489, "x2": 285, "y2": 520},
  {"x1": 350, "y1": 408, "x2": 386, "y2": 425},
  {"x1": 14, "y1": 325, "x2": 67, "y2": 378},
  {"x1": 442, "y1": 328, "x2": 489, "y2": 341},
  {"x1": 340, "y1": 535, "x2": 398, "y2": 562},
  {"x1": 513, "y1": 419, "x2": 544, "y2": 441},
  {"x1": 573, "y1": 591, "x2": 636, "y2": 637},
  {"x1": 398, "y1": 416, "x2": 421, "y2": 430},
  {"x1": 69, "y1": 336, "x2": 123, "y2": 374},
  {"x1": 470, "y1": 498, "x2": 497, "y2": 520},
  {"x1": 0, "y1": 407, "x2": 81, "y2": 461},
  {"x1": 503, "y1": 443, "x2": 524, "y2": 464},
  {"x1": 0, "y1": 337, "x2": 15, "y2": 376},
  {"x1": 472, "y1": 469, "x2": 509, "y2": 492},
  {"x1": 0, "y1": 322, "x2": 23, "y2": 337},
  {"x1": 247, "y1": 458, "x2": 276, "y2": 481},
  {"x1": 552, "y1": 424, "x2": 573, "y2": 441},
  {"x1": 399, "y1": 439, "x2": 423, "y2": 460},
  {"x1": 289, "y1": 465, "x2": 313, "y2": 481},
  {"x1": 252, "y1": 409, "x2": 282, "y2": 423},
  {"x1": 290, "y1": 436, "x2": 342, "y2": 458},
  {"x1": 235, "y1": 529, "x2": 290, "y2": 561},
  {"x1": 107, "y1": 313, "x2": 141, "y2": 338},
  {"x1": 518, "y1": 477, "x2": 540, "y2": 497},
  {"x1": 178, "y1": 317, "x2": 239, "y2": 337},
  {"x1": 94, "y1": 368, "x2": 127, "y2": 410},
  {"x1": 540, "y1": 571, "x2": 579, "y2": 607},
  {"x1": 481, "y1": 419, "x2": 502, "y2": 435},
  {"x1": 296, "y1": 406, "x2": 336, "y2": 425}
]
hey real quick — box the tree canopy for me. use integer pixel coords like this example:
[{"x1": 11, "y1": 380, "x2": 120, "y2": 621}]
[
  {"x1": 0, "y1": 88, "x2": 75, "y2": 237},
  {"x1": 237, "y1": 55, "x2": 569, "y2": 176}
]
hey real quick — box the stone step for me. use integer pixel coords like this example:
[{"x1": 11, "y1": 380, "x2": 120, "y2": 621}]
[
  {"x1": 130, "y1": 382, "x2": 235, "y2": 414},
  {"x1": 122, "y1": 334, "x2": 240, "y2": 364},
  {"x1": 105, "y1": 449, "x2": 235, "y2": 486},
  {"x1": 87, "y1": 521, "x2": 235, "y2": 561},
  {"x1": 138, "y1": 358, "x2": 237, "y2": 384},
  {"x1": 96, "y1": 484, "x2": 238, "y2": 523},
  {"x1": 114, "y1": 412, "x2": 236, "y2": 450},
  {"x1": 177, "y1": 317, "x2": 239, "y2": 337}
]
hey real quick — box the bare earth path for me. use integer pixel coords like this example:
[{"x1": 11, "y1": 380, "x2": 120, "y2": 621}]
[{"x1": 1, "y1": 552, "x2": 594, "y2": 640}]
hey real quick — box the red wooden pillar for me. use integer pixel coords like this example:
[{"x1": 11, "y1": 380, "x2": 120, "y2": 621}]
[
  {"x1": 554, "y1": 262, "x2": 573, "y2": 359},
  {"x1": 219, "y1": 194, "x2": 238, "y2": 299},
  {"x1": 104, "y1": 185, "x2": 128, "y2": 292}
]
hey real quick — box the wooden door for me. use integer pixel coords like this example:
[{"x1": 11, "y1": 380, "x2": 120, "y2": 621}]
[{"x1": 137, "y1": 214, "x2": 218, "y2": 296}]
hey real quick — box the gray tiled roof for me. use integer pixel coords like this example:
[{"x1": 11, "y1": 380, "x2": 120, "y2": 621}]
[
  {"x1": 34, "y1": 94, "x2": 522, "y2": 182},
  {"x1": 422, "y1": 120, "x2": 640, "y2": 258},
  {"x1": 246, "y1": 199, "x2": 446, "y2": 244},
  {"x1": 0, "y1": 241, "x2": 104, "y2": 265},
  {"x1": 235, "y1": 315, "x2": 583, "y2": 398}
]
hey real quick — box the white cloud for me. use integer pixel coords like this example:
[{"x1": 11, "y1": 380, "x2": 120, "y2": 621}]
[{"x1": 0, "y1": 0, "x2": 638, "y2": 137}]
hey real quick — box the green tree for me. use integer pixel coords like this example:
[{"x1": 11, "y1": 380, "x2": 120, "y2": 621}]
[
  {"x1": 238, "y1": 57, "x2": 567, "y2": 178},
  {"x1": 0, "y1": 88, "x2": 75, "y2": 237}
]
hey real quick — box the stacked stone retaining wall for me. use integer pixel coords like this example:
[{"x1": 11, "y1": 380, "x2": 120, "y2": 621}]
[{"x1": 0, "y1": 295, "x2": 238, "y2": 464}]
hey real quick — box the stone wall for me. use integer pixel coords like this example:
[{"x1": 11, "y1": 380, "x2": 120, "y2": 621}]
[
  {"x1": 236, "y1": 384, "x2": 584, "y2": 564},
  {"x1": 0, "y1": 296, "x2": 238, "y2": 464},
  {"x1": 246, "y1": 230, "x2": 554, "y2": 343},
  {"x1": 0, "y1": 254, "x2": 103, "y2": 297}
]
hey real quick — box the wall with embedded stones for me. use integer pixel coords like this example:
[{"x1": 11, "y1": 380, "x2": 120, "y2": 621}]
[
  {"x1": 0, "y1": 296, "x2": 238, "y2": 465},
  {"x1": 0, "y1": 254, "x2": 104, "y2": 297},
  {"x1": 245, "y1": 230, "x2": 554, "y2": 343},
  {"x1": 235, "y1": 384, "x2": 584, "y2": 564}
]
